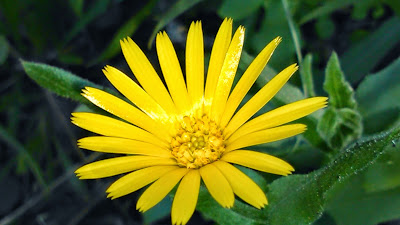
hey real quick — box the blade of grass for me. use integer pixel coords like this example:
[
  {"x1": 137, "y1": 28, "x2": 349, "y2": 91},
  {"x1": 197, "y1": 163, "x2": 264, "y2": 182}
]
[
  {"x1": 147, "y1": 0, "x2": 204, "y2": 49},
  {"x1": 0, "y1": 124, "x2": 47, "y2": 189},
  {"x1": 282, "y1": 0, "x2": 315, "y2": 97},
  {"x1": 0, "y1": 152, "x2": 102, "y2": 225},
  {"x1": 91, "y1": 0, "x2": 158, "y2": 65}
]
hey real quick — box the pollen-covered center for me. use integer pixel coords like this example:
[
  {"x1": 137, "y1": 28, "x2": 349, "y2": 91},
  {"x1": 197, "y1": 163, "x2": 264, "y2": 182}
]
[{"x1": 170, "y1": 115, "x2": 225, "y2": 169}]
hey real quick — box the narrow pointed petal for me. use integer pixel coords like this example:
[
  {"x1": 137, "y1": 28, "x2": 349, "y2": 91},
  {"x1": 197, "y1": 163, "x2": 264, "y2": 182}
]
[
  {"x1": 171, "y1": 170, "x2": 200, "y2": 225},
  {"x1": 186, "y1": 21, "x2": 204, "y2": 113},
  {"x1": 81, "y1": 87, "x2": 171, "y2": 142},
  {"x1": 137, "y1": 168, "x2": 188, "y2": 212},
  {"x1": 157, "y1": 32, "x2": 191, "y2": 114},
  {"x1": 200, "y1": 164, "x2": 234, "y2": 208},
  {"x1": 220, "y1": 37, "x2": 282, "y2": 128},
  {"x1": 75, "y1": 156, "x2": 177, "y2": 179},
  {"x1": 204, "y1": 18, "x2": 233, "y2": 116},
  {"x1": 210, "y1": 26, "x2": 245, "y2": 124},
  {"x1": 106, "y1": 166, "x2": 178, "y2": 199},
  {"x1": 221, "y1": 150, "x2": 294, "y2": 176},
  {"x1": 71, "y1": 112, "x2": 167, "y2": 148},
  {"x1": 77, "y1": 137, "x2": 172, "y2": 158},
  {"x1": 229, "y1": 97, "x2": 328, "y2": 142},
  {"x1": 102, "y1": 66, "x2": 173, "y2": 124},
  {"x1": 120, "y1": 38, "x2": 176, "y2": 115},
  {"x1": 224, "y1": 64, "x2": 299, "y2": 138},
  {"x1": 213, "y1": 161, "x2": 267, "y2": 209},
  {"x1": 226, "y1": 124, "x2": 307, "y2": 152}
]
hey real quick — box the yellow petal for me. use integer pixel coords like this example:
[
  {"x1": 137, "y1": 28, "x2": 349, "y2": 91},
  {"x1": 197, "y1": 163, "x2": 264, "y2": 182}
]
[
  {"x1": 137, "y1": 168, "x2": 189, "y2": 212},
  {"x1": 120, "y1": 37, "x2": 176, "y2": 115},
  {"x1": 210, "y1": 26, "x2": 245, "y2": 124},
  {"x1": 226, "y1": 124, "x2": 307, "y2": 152},
  {"x1": 77, "y1": 136, "x2": 172, "y2": 158},
  {"x1": 213, "y1": 161, "x2": 267, "y2": 209},
  {"x1": 220, "y1": 37, "x2": 282, "y2": 128},
  {"x1": 71, "y1": 112, "x2": 167, "y2": 148},
  {"x1": 106, "y1": 166, "x2": 178, "y2": 199},
  {"x1": 186, "y1": 21, "x2": 204, "y2": 114},
  {"x1": 224, "y1": 64, "x2": 299, "y2": 138},
  {"x1": 81, "y1": 87, "x2": 171, "y2": 142},
  {"x1": 102, "y1": 66, "x2": 174, "y2": 124},
  {"x1": 204, "y1": 18, "x2": 233, "y2": 116},
  {"x1": 156, "y1": 31, "x2": 191, "y2": 114},
  {"x1": 171, "y1": 169, "x2": 200, "y2": 225},
  {"x1": 229, "y1": 97, "x2": 328, "y2": 142},
  {"x1": 75, "y1": 156, "x2": 177, "y2": 179},
  {"x1": 200, "y1": 163, "x2": 234, "y2": 208},
  {"x1": 221, "y1": 150, "x2": 294, "y2": 176}
]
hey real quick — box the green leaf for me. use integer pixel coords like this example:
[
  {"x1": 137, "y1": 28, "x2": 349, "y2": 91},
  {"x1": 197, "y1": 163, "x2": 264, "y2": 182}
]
[
  {"x1": 21, "y1": 60, "x2": 101, "y2": 103},
  {"x1": 218, "y1": 0, "x2": 263, "y2": 20},
  {"x1": 363, "y1": 146, "x2": 400, "y2": 193},
  {"x1": 341, "y1": 16, "x2": 400, "y2": 84},
  {"x1": 147, "y1": 0, "x2": 204, "y2": 49},
  {"x1": 356, "y1": 57, "x2": 400, "y2": 118},
  {"x1": 68, "y1": 0, "x2": 84, "y2": 17},
  {"x1": 324, "y1": 52, "x2": 356, "y2": 109},
  {"x1": 92, "y1": 0, "x2": 157, "y2": 64},
  {"x1": 317, "y1": 108, "x2": 362, "y2": 150},
  {"x1": 63, "y1": 0, "x2": 110, "y2": 45},
  {"x1": 299, "y1": 0, "x2": 359, "y2": 24},
  {"x1": 0, "y1": 35, "x2": 9, "y2": 65},
  {"x1": 266, "y1": 126, "x2": 400, "y2": 224},
  {"x1": 326, "y1": 174, "x2": 400, "y2": 225},
  {"x1": 197, "y1": 126, "x2": 400, "y2": 224}
]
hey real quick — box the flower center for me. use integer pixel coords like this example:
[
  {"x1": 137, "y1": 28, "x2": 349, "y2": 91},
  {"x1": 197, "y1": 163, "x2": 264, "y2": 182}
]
[{"x1": 170, "y1": 115, "x2": 225, "y2": 169}]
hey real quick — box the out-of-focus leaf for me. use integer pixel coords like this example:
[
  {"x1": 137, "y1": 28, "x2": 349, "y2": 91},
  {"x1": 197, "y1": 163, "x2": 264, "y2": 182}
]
[
  {"x1": 69, "y1": 0, "x2": 84, "y2": 17},
  {"x1": 356, "y1": 57, "x2": 400, "y2": 118},
  {"x1": 63, "y1": 0, "x2": 110, "y2": 45},
  {"x1": 92, "y1": 0, "x2": 157, "y2": 64},
  {"x1": 315, "y1": 16, "x2": 334, "y2": 39},
  {"x1": 218, "y1": 0, "x2": 263, "y2": 20},
  {"x1": 341, "y1": 16, "x2": 400, "y2": 84},
  {"x1": 21, "y1": 60, "x2": 101, "y2": 103},
  {"x1": 143, "y1": 196, "x2": 172, "y2": 224},
  {"x1": 299, "y1": 0, "x2": 359, "y2": 24},
  {"x1": 351, "y1": 0, "x2": 378, "y2": 20},
  {"x1": 363, "y1": 146, "x2": 400, "y2": 193},
  {"x1": 0, "y1": 35, "x2": 9, "y2": 64},
  {"x1": 58, "y1": 52, "x2": 84, "y2": 65},
  {"x1": 197, "y1": 126, "x2": 400, "y2": 225},
  {"x1": 327, "y1": 174, "x2": 400, "y2": 225},
  {"x1": 147, "y1": 0, "x2": 204, "y2": 49},
  {"x1": 318, "y1": 52, "x2": 361, "y2": 150},
  {"x1": 0, "y1": 125, "x2": 47, "y2": 189},
  {"x1": 384, "y1": 0, "x2": 400, "y2": 16}
]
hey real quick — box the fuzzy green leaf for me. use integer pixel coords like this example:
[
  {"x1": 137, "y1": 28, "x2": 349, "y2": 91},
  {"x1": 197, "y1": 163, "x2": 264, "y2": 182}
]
[
  {"x1": 324, "y1": 52, "x2": 356, "y2": 109},
  {"x1": 21, "y1": 60, "x2": 101, "y2": 103},
  {"x1": 197, "y1": 126, "x2": 400, "y2": 224}
]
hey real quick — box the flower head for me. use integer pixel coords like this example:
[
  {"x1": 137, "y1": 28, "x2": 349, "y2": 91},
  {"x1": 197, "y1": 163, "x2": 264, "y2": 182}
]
[{"x1": 72, "y1": 18, "x2": 327, "y2": 225}]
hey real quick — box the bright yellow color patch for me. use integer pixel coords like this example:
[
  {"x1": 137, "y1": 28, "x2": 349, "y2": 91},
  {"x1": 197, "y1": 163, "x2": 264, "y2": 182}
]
[{"x1": 72, "y1": 18, "x2": 328, "y2": 225}]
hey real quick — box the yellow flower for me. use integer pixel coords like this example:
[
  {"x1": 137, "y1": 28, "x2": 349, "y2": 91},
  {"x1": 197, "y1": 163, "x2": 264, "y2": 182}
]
[{"x1": 72, "y1": 18, "x2": 327, "y2": 225}]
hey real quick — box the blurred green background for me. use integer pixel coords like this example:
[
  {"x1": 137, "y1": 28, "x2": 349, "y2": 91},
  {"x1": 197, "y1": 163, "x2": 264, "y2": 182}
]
[{"x1": 1, "y1": 0, "x2": 400, "y2": 224}]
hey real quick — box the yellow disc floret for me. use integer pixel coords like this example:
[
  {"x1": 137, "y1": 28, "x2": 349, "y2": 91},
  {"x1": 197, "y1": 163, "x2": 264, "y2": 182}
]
[{"x1": 171, "y1": 115, "x2": 225, "y2": 169}]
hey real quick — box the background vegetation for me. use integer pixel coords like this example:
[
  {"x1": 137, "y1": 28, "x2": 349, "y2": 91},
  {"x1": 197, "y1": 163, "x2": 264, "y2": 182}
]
[{"x1": 1, "y1": 0, "x2": 400, "y2": 224}]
